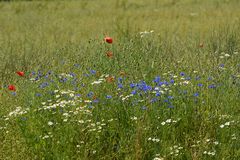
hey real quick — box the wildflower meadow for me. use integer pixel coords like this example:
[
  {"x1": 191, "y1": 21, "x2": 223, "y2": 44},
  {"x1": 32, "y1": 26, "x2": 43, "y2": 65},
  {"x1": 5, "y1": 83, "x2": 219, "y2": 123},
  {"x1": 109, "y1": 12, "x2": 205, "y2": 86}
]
[{"x1": 0, "y1": 0, "x2": 240, "y2": 159}]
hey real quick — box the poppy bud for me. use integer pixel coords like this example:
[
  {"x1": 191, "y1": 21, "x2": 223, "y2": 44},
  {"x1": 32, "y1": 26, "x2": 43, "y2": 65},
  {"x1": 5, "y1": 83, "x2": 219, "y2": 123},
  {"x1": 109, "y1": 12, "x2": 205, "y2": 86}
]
[
  {"x1": 16, "y1": 71, "x2": 24, "y2": 77},
  {"x1": 106, "y1": 51, "x2": 113, "y2": 58},
  {"x1": 104, "y1": 36, "x2": 113, "y2": 44},
  {"x1": 8, "y1": 85, "x2": 16, "y2": 91},
  {"x1": 93, "y1": 95, "x2": 97, "y2": 100},
  {"x1": 199, "y1": 43, "x2": 204, "y2": 48},
  {"x1": 106, "y1": 76, "x2": 115, "y2": 83}
]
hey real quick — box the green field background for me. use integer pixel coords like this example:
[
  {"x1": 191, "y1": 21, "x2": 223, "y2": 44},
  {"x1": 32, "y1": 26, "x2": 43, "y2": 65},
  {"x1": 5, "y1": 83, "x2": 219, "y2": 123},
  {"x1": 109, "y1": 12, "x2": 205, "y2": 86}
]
[{"x1": 0, "y1": 0, "x2": 240, "y2": 159}]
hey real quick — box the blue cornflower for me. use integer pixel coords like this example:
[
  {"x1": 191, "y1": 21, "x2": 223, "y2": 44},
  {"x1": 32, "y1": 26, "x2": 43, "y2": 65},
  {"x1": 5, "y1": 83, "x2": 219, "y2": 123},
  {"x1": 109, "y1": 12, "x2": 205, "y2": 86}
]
[
  {"x1": 207, "y1": 77, "x2": 213, "y2": 81},
  {"x1": 163, "y1": 81, "x2": 169, "y2": 85},
  {"x1": 153, "y1": 76, "x2": 161, "y2": 83},
  {"x1": 90, "y1": 70, "x2": 96, "y2": 75},
  {"x1": 87, "y1": 92, "x2": 94, "y2": 97},
  {"x1": 76, "y1": 94, "x2": 81, "y2": 97},
  {"x1": 180, "y1": 72, "x2": 185, "y2": 76},
  {"x1": 69, "y1": 72, "x2": 76, "y2": 77},
  {"x1": 197, "y1": 83, "x2": 203, "y2": 87},
  {"x1": 219, "y1": 64, "x2": 224, "y2": 68},
  {"x1": 158, "y1": 81, "x2": 165, "y2": 86},
  {"x1": 45, "y1": 74, "x2": 49, "y2": 79},
  {"x1": 208, "y1": 84, "x2": 216, "y2": 89},
  {"x1": 106, "y1": 95, "x2": 112, "y2": 99},
  {"x1": 118, "y1": 83, "x2": 123, "y2": 89},
  {"x1": 131, "y1": 90, "x2": 137, "y2": 95},
  {"x1": 35, "y1": 93, "x2": 42, "y2": 97},
  {"x1": 39, "y1": 82, "x2": 49, "y2": 88},
  {"x1": 74, "y1": 64, "x2": 80, "y2": 68},
  {"x1": 194, "y1": 92, "x2": 199, "y2": 97},
  {"x1": 130, "y1": 83, "x2": 135, "y2": 88},
  {"x1": 151, "y1": 98, "x2": 158, "y2": 103},
  {"x1": 137, "y1": 81, "x2": 147, "y2": 90},
  {"x1": 59, "y1": 77, "x2": 68, "y2": 83},
  {"x1": 170, "y1": 79, "x2": 174, "y2": 84},
  {"x1": 118, "y1": 77, "x2": 123, "y2": 83},
  {"x1": 142, "y1": 85, "x2": 152, "y2": 92},
  {"x1": 168, "y1": 105, "x2": 174, "y2": 108},
  {"x1": 93, "y1": 99, "x2": 99, "y2": 103},
  {"x1": 37, "y1": 70, "x2": 43, "y2": 77},
  {"x1": 63, "y1": 77, "x2": 68, "y2": 82},
  {"x1": 168, "y1": 96, "x2": 174, "y2": 99},
  {"x1": 156, "y1": 92, "x2": 161, "y2": 97},
  {"x1": 164, "y1": 99, "x2": 169, "y2": 103}
]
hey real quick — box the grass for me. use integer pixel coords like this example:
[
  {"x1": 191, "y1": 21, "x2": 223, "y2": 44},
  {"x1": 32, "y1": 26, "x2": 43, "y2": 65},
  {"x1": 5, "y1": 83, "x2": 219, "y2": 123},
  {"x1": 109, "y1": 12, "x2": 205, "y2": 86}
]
[{"x1": 0, "y1": 0, "x2": 240, "y2": 159}]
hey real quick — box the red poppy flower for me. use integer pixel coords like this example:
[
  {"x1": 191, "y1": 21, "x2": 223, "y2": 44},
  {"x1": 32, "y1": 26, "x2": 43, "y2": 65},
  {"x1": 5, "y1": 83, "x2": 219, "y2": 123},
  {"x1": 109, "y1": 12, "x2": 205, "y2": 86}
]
[
  {"x1": 106, "y1": 51, "x2": 113, "y2": 58},
  {"x1": 16, "y1": 71, "x2": 24, "y2": 77},
  {"x1": 8, "y1": 85, "x2": 16, "y2": 91},
  {"x1": 104, "y1": 36, "x2": 113, "y2": 44}
]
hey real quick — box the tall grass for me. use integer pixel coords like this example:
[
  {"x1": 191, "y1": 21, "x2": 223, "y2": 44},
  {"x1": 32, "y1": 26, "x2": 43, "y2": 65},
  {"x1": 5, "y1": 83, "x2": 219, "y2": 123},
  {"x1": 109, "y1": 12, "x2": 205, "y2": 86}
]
[{"x1": 0, "y1": 0, "x2": 240, "y2": 159}]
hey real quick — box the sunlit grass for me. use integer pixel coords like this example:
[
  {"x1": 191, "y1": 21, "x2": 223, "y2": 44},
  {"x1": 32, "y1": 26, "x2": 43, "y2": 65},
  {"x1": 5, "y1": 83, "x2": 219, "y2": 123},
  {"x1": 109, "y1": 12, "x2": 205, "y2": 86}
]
[{"x1": 0, "y1": 0, "x2": 240, "y2": 159}]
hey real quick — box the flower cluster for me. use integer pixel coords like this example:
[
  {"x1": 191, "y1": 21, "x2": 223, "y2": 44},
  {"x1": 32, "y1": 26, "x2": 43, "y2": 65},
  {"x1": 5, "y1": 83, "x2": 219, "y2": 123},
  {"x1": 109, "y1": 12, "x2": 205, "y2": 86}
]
[
  {"x1": 139, "y1": 30, "x2": 154, "y2": 38},
  {"x1": 148, "y1": 137, "x2": 160, "y2": 143},
  {"x1": 8, "y1": 107, "x2": 29, "y2": 117},
  {"x1": 169, "y1": 144, "x2": 184, "y2": 157},
  {"x1": 160, "y1": 118, "x2": 180, "y2": 126}
]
